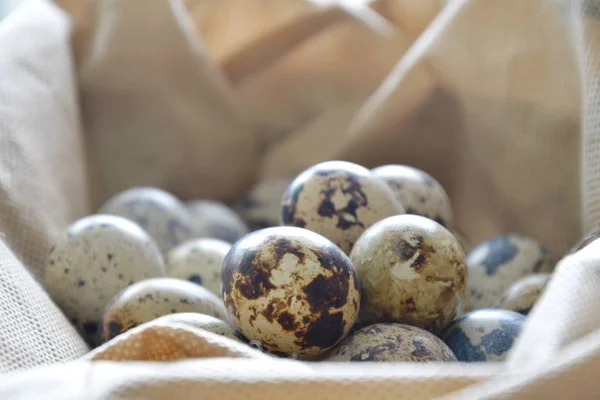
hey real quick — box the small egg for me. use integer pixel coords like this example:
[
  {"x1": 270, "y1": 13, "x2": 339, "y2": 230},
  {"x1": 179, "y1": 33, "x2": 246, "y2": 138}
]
[
  {"x1": 281, "y1": 161, "x2": 405, "y2": 254},
  {"x1": 372, "y1": 165, "x2": 453, "y2": 228},
  {"x1": 44, "y1": 215, "x2": 165, "y2": 344},
  {"x1": 327, "y1": 323, "x2": 457, "y2": 362},
  {"x1": 350, "y1": 215, "x2": 467, "y2": 334},
  {"x1": 496, "y1": 274, "x2": 551, "y2": 315},
  {"x1": 151, "y1": 313, "x2": 244, "y2": 343},
  {"x1": 234, "y1": 179, "x2": 292, "y2": 231},
  {"x1": 166, "y1": 238, "x2": 232, "y2": 297},
  {"x1": 467, "y1": 235, "x2": 554, "y2": 309},
  {"x1": 451, "y1": 228, "x2": 472, "y2": 254},
  {"x1": 187, "y1": 200, "x2": 249, "y2": 243},
  {"x1": 222, "y1": 227, "x2": 360, "y2": 358},
  {"x1": 99, "y1": 187, "x2": 197, "y2": 254},
  {"x1": 101, "y1": 277, "x2": 229, "y2": 342},
  {"x1": 441, "y1": 309, "x2": 526, "y2": 362}
]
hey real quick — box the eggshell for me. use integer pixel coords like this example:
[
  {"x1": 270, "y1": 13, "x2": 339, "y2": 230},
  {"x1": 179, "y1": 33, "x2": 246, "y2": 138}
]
[
  {"x1": 187, "y1": 200, "x2": 249, "y2": 243},
  {"x1": 166, "y1": 238, "x2": 232, "y2": 296},
  {"x1": 350, "y1": 215, "x2": 467, "y2": 334},
  {"x1": 467, "y1": 235, "x2": 554, "y2": 309},
  {"x1": 441, "y1": 309, "x2": 526, "y2": 362},
  {"x1": 234, "y1": 179, "x2": 292, "y2": 231},
  {"x1": 281, "y1": 161, "x2": 405, "y2": 254},
  {"x1": 222, "y1": 226, "x2": 360, "y2": 358},
  {"x1": 101, "y1": 277, "x2": 229, "y2": 342},
  {"x1": 99, "y1": 187, "x2": 197, "y2": 254},
  {"x1": 496, "y1": 273, "x2": 551, "y2": 315},
  {"x1": 44, "y1": 215, "x2": 165, "y2": 344},
  {"x1": 372, "y1": 165, "x2": 453, "y2": 228},
  {"x1": 150, "y1": 313, "x2": 244, "y2": 343},
  {"x1": 327, "y1": 323, "x2": 457, "y2": 362}
]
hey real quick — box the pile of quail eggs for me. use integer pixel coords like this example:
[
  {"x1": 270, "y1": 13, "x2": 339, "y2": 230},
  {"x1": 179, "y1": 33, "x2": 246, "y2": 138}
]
[{"x1": 44, "y1": 160, "x2": 556, "y2": 363}]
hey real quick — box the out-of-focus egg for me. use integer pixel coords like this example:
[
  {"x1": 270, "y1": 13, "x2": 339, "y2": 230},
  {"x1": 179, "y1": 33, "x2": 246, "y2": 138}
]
[
  {"x1": 441, "y1": 309, "x2": 526, "y2": 362},
  {"x1": 101, "y1": 277, "x2": 229, "y2": 342},
  {"x1": 350, "y1": 215, "x2": 467, "y2": 334},
  {"x1": 166, "y1": 238, "x2": 232, "y2": 297},
  {"x1": 99, "y1": 187, "x2": 196, "y2": 254},
  {"x1": 234, "y1": 179, "x2": 292, "y2": 231},
  {"x1": 326, "y1": 323, "x2": 457, "y2": 362},
  {"x1": 280, "y1": 161, "x2": 405, "y2": 254},
  {"x1": 496, "y1": 274, "x2": 551, "y2": 315},
  {"x1": 151, "y1": 313, "x2": 244, "y2": 343},
  {"x1": 222, "y1": 227, "x2": 360, "y2": 358},
  {"x1": 187, "y1": 200, "x2": 249, "y2": 243},
  {"x1": 372, "y1": 165, "x2": 453, "y2": 228},
  {"x1": 44, "y1": 215, "x2": 165, "y2": 344},
  {"x1": 467, "y1": 235, "x2": 554, "y2": 309}
]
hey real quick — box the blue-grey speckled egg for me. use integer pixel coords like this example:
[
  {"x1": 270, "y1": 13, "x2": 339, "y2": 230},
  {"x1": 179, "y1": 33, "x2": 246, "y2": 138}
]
[
  {"x1": 99, "y1": 187, "x2": 197, "y2": 254},
  {"x1": 441, "y1": 309, "x2": 526, "y2": 362},
  {"x1": 187, "y1": 200, "x2": 249, "y2": 243},
  {"x1": 467, "y1": 235, "x2": 554, "y2": 309}
]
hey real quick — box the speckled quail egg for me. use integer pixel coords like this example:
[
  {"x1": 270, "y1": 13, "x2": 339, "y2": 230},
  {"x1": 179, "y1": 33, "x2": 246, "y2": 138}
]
[
  {"x1": 441, "y1": 309, "x2": 526, "y2": 362},
  {"x1": 372, "y1": 165, "x2": 453, "y2": 228},
  {"x1": 234, "y1": 179, "x2": 292, "y2": 231},
  {"x1": 451, "y1": 228, "x2": 472, "y2": 254},
  {"x1": 187, "y1": 200, "x2": 249, "y2": 243},
  {"x1": 149, "y1": 313, "x2": 244, "y2": 343},
  {"x1": 467, "y1": 235, "x2": 554, "y2": 310},
  {"x1": 99, "y1": 187, "x2": 197, "y2": 254},
  {"x1": 350, "y1": 215, "x2": 467, "y2": 334},
  {"x1": 166, "y1": 238, "x2": 232, "y2": 297},
  {"x1": 280, "y1": 161, "x2": 405, "y2": 254},
  {"x1": 44, "y1": 215, "x2": 166, "y2": 345},
  {"x1": 101, "y1": 277, "x2": 229, "y2": 342},
  {"x1": 327, "y1": 323, "x2": 457, "y2": 362},
  {"x1": 221, "y1": 226, "x2": 360, "y2": 358},
  {"x1": 495, "y1": 273, "x2": 551, "y2": 315}
]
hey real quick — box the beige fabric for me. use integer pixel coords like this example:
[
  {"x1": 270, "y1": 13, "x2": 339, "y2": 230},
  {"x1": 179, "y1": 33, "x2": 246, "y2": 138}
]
[{"x1": 2, "y1": 0, "x2": 600, "y2": 398}]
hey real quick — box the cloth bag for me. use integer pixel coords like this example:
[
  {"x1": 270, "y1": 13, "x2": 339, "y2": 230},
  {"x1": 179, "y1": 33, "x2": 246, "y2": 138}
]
[{"x1": 1, "y1": 0, "x2": 599, "y2": 398}]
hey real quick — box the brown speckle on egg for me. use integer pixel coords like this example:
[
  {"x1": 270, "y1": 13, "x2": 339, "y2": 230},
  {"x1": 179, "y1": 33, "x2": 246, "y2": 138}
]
[
  {"x1": 281, "y1": 161, "x2": 405, "y2": 254},
  {"x1": 350, "y1": 215, "x2": 467, "y2": 334},
  {"x1": 222, "y1": 227, "x2": 360, "y2": 358},
  {"x1": 101, "y1": 277, "x2": 229, "y2": 342},
  {"x1": 327, "y1": 323, "x2": 457, "y2": 362}
]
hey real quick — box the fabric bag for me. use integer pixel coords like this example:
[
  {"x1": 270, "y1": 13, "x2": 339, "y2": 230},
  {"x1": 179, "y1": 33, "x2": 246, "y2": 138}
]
[{"x1": 1, "y1": 0, "x2": 599, "y2": 398}]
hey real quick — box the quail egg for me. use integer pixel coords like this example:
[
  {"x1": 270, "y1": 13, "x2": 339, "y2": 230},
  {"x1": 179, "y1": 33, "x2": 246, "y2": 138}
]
[
  {"x1": 281, "y1": 161, "x2": 405, "y2": 254},
  {"x1": 150, "y1": 313, "x2": 244, "y2": 343},
  {"x1": 234, "y1": 179, "x2": 292, "y2": 231},
  {"x1": 44, "y1": 215, "x2": 165, "y2": 345},
  {"x1": 222, "y1": 226, "x2": 360, "y2": 358},
  {"x1": 166, "y1": 238, "x2": 232, "y2": 297},
  {"x1": 350, "y1": 215, "x2": 467, "y2": 334},
  {"x1": 101, "y1": 277, "x2": 229, "y2": 342},
  {"x1": 372, "y1": 165, "x2": 453, "y2": 228},
  {"x1": 467, "y1": 235, "x2": 554, "y2": 309},
  {"x1": 441, "y1": 309, "x2": 526, "y2": 362},
  {"x1": 327, "y1": 323, "x2": 457, "y2": 362},
  {"x1": 187, "y1": 200, "x2": 249, "y2": 243},
  {"x1": 495, "y1": 273, "x2": 551, "y2": 315},
  {"x1": 99, "y1": 187, "x2": 197, "y2": 254}
]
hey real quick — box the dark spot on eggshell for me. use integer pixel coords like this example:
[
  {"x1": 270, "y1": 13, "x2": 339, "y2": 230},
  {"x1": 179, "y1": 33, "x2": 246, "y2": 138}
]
[
  {"x1": 303, "y1": 273, "x2": 349, "y2": 314},
  {"x1": 422, "y1": 175, "x2": 436, "y2": 188},
  {"x1": 170, "y1": 308, "x2": 177, "y2": 313},
  {"x1": 299, "y1": 310, "x2": 345, "y2": 349},
  {"x1": 107, "y1": 254, "x2": 113, "y2": 261},
  {"x1": 278, "y1": 312, "x2": 299, "y2": 331},
  {"x1": 303, "y1": 316, "x2": 310, "y2": 323},
  {"x1": 263, "y1": 304, "x2": 276, "y2": 323},
  {"x1": 50, "y1": 260, "x2": 55, "y2": 266},
  {"x1": 64, "y1": 268, "x2": 69, "y2": 274},
  {"x1": 479, "y1": 237, "x2": 519, "y2": 276},
  {"x1": 281, "y1": 183, "x2": 304, "y2": 225},
  {"x1": 350, "y1": 342, "x2": 399, "y2": 362},
  {"x1": 411, "y1": 340, "x2": 431, "y2": 357},
  {"x1": 107, "y1": 321, "x2": 123, "y2": 339},
  {"x1": 273, "y1": 238, "x2": 305, "y2": 264},
  {"x1": 76, "y1": 278, "x2": 86, "y2": 287},
  {"x1": 405, "y1": 298, "x2": 417, "y2": 313},
  {"x1": 180, "y1": 298, "x2": 190, "y2": 305},
  {"x1": 395, "y1": 235, "x2": 437, "y2": 271},
  {"x1": 189, "y1": 274, "x2": 203, "y2": 285}
]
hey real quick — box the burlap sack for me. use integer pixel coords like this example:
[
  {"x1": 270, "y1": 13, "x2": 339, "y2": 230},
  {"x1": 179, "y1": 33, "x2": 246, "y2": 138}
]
[{"x1": 1, "y1": 0, "x2": 600, "y2": 398}]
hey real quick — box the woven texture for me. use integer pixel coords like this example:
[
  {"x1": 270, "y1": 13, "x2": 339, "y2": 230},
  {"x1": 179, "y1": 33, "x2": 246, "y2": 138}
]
[{"x1": 1, "y1": 0, "x2": 600, "y2": 398}]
